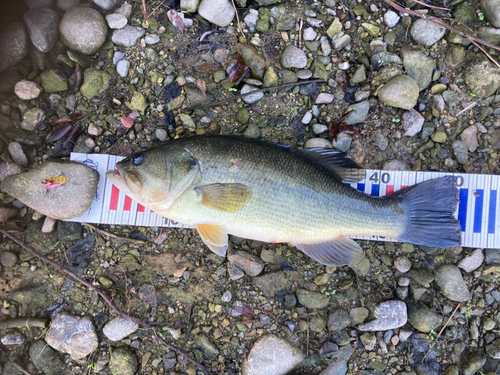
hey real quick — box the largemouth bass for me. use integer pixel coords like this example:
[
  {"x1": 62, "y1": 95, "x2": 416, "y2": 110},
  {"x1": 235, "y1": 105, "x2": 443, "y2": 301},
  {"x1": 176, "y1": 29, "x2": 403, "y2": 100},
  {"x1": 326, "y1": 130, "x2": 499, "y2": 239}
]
[{"x1": 106, "y1": 136, "x2": 461, "y2": 266}]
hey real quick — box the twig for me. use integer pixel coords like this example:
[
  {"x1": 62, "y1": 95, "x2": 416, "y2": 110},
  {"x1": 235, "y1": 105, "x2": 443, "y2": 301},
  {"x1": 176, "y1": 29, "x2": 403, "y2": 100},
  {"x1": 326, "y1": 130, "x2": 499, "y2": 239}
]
[
  {"x1": 141, "y1": 0, "x2": 149, "y2": 27},
  {"x1": 82, "y1": 223, "x2": 146, "y2": 244},
  {"x1": 411, "y1": 0, "x2": 449, "y2": 11},
  {"x1": 422, "y1": 303, "x2": 460, "y2": 362},
  {"x1": 383, "y1": 0, "x2": 500, "y2": 53},
  {"x1": 298, "y1": 19, "x2": 303, "y2": 49},
  {"x1": 0, "y1": 230, "x2": 212, "y2": 375},
  {"x1": 230, "y1": 0, "x2": 245, "y2": 37},
  {"x1": 180, "y1": 79, "x2": 325, "y2": 112},
  {"x1": 455, "y1": 102, "x2": 477, "y2": 117},
  {"x1": 12, "y1": 363, "x2": 34, "y2": 375},
  {"x1": 0, "y1": 318, "x2": 47, "y2": 330},
  {"x1": 147, "y1": 0, "x2": 165, "y2": 18}
]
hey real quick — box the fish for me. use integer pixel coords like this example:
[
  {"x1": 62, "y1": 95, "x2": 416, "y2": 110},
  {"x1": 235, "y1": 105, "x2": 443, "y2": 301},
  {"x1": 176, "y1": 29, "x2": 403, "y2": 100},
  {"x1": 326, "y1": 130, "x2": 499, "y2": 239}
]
[{"x1": 106, "y1": 136, "x2": 461, "y2": 267}]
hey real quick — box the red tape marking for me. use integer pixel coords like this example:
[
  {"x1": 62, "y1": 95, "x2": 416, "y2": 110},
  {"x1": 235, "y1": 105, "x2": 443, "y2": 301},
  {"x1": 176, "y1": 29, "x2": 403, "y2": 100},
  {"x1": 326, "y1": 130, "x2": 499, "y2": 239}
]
[
  {"x1": 110, "y1": 185, "x2": 119, "y2": 210},
  {"x1": 386, "y1": 185, "x2": 394, "y2": 195},
  {"x1": 138, "y1": 204, "x2": 145, "y2": 213},
  {"x1": 124, "y1": 195, "x2": 132, "y2": 211}
]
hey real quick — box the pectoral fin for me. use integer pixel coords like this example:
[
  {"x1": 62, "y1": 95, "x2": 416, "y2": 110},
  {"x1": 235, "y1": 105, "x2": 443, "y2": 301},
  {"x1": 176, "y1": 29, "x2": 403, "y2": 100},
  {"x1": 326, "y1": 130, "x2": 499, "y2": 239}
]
[
  {"x1": 292, "y1": 237, "x2": 363, "y2": 266},
  {"x1": 196, "y1": 224, "x2": 229, "y2": 256},
  {"x1": 194, "y1": 183, "x2": 251, "y2": 213}
]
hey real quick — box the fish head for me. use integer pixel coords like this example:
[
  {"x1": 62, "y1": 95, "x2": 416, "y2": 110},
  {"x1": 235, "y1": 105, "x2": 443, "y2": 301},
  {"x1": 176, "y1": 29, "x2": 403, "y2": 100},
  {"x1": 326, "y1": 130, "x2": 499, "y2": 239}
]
[{"x1": 106, "y1": 145, "x2": 200, "y2": 209}]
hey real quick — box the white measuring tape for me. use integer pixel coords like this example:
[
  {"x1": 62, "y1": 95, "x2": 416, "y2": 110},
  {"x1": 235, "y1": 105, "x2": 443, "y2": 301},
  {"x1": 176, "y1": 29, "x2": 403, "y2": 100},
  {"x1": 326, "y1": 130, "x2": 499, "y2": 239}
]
[{"x1": 67, "y1": 153, "x2": 498, "y2": 249}]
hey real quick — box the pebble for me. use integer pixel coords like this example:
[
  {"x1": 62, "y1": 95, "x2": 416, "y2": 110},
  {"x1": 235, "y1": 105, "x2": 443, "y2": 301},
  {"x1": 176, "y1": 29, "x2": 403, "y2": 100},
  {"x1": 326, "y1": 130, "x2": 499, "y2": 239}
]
[
  {"x1": 458, "y1": 249, "x2": 484, "y2": 273},
  {"x1": 59, "y1": 7, "x2": 108, "y2": 55},
  {"x1": 410, "y1": 18, "x2": 446, "y2": 47},
  {"x1": 109, "y1": 347, "x2": 137, "y2": 375},
  {"x1": 296, "y1": 69, "x2": 313, "y2": 79},
  {"x1": 460, "y1": 125, "x2": 478, "y2": 152},
  {"x1": 105, "y1": 13, "x2": 128, "y2": 29},
  {"x1": 221, "y1": 290, "x2": 232, "y2": 302},
  {"x1": 434, "y1": 265, "x2": 470, "y2": 302},
  {"x1": 227, "y1": 263, "x2": 245, "y2": 280},
  {"x1": 0, "y1": 22, "x2": 28, "y2": 72},
  {"x1": 281, "y1": 45, "x2": 307, "y2": 69},
  {"x1": 8, "y1": 142, "x2": 28, "y2": 166},
  {"x1": 113, "y1": 51, "x2": 125, "y2": 65},
  {"x1": 244, "y1": 124, "x2": 260, "y2": 139},
  {"x1": 344, "y1": 101, "x2": 370, "y2": 124},
  {"x1": 315, "y1": 93, "x2": 334, "y2": 104},
  {"x1": 328, "y1": 309, "x2": 351, "y2": 332},
  {"x1": 244, "y1": 11, "x2": 258, "y2": 33},
  {"x1": 303, "y1": 27, "x2": 317, "y2": 41},
  {"x1": 374, "y1": 130, "x2": 388, "y2": 151},
  {"x1": 0, "y1": 162, "x2": 23, "y2": 182},
  {"x1": 452, "y1": 140, "x2": 469, "y2": 165},
  {"x1": 252, "y1": 271, "x2": 289, "y2": 298},
  {"x1": 402, "y1": 109, "x2": 425, "y2": 136},
  {"x1": 21, "y1": 108, "x2": 46, "y2": 131},
  {"x1": 112, "y1": 25, "x2": 146, "y2": 47},
  {"x1": 301, "y1": 111, "x2": 313, "y2": 124},
  {"x1": 115, "y1": 3, "x2": 132, "y2": 19},
  {"x1": 198, "y1": 0, "x2": 235, "y2": 27},
  {"x1": 24, "y1": 7, "x2": 59, "y2": 53},
  {"x1": 486, "y1": 339, "x2": 500, "y2": 359},
  {"x1": 103, "y1": 317, "x2": 139, "y2": 341},
  {"x1": 338, "y1": 62, "x2": 350, "y2": 70},
  {"x1": 332, "y1": 133, "x2": 351, "y2": 152},
  {"x1": 116, "y1": 60, "x2": 130, "y2": 78},
  {"x1": 461, "y1": 349, "x2": 486, "y2": 375},
  {"x1": 482, "y1": 0, "x2": 500, "y2": 27},
  {"x1": 1, "y1": 160, "x2": 99, "y2": 220},
  {"x1": 29, "y1": 340, "x2": 66, "y2": 375},
  {"x1": 242, "y1": 334, "x2": 304, "y2": 375},
  {"x1": 42, "y1": 216, "x2": 57, "y2": 233},
  {"x1": 296, "y1": 289, "x2": 329, "y2": 309},
  {"x1": 401, "y1": 47, "x2": 436, "y2": 90},
  {"x1": 241, "y1": 84, "x2": 264, "y2": 104},
  {"x1": 320, "y1": 35, "x2": 332, "y2": 56},
  {"x1": 145, "y1": 34, "x2": 160, "y2": 44},
  {"x1": 358, "y1": 300, "x2": 408, "y2": 331},
  {"x1": 319, "y1": 359, "x2": 348, "y2": 375},
  {"x1": 45, "y1": 313, "x2": 98, "y2": 360},
  {"x1": 1, "y1": 332, "x2": 24, "y2": 345},
  {"x1": 155, "y1": 128, "x2": 168, "y2": 142},
  {"x1": 378, "y1": 75, "x2": 419, "y2": 110},
  {"x1": 407, "y1": 302, "x2": 443, "y2": 332},
  {"x1": 360, "y1": 332, "x2": 376, "y2": 350},
  {"x1": 305, "y1": 138, "x2": 332, "y2": 148},
  {"x1": 313, "y1": 124, "x2": 328, "y2": 135},
  {"x1": 0, "y1": 251, "x2": 18, "y2": 267},
  {"x1": 394, "y1": 256, "x2": 412, "y2": 273},
  {"x1": 93, "y1": 0, "x2": 116, "y2": 11},
  {"x1": 349, "y1": 307, "x2": 369, "y2": 325},
  {"x1": 14, "y1": 80, "x2": 43, "y2": 100},
  {"x1": 384, "y1": 10, "x2": 400, "y2": 27},
  {"x1": 227, "y1": 250, "x2": 264, "y2": 276}
]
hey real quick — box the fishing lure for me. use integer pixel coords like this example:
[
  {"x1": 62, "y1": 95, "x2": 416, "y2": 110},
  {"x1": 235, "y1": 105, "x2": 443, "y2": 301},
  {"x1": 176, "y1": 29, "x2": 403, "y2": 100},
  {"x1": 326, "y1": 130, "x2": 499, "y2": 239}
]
[{"x1": 42, "y1": 175, "x2": 69, "y2": 188}]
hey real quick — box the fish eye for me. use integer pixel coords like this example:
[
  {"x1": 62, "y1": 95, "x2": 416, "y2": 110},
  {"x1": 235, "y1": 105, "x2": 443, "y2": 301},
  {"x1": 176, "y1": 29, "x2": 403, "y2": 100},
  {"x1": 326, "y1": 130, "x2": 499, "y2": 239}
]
[{"x1": 132, "y1": 153, "x2": 144, "y2": 165}]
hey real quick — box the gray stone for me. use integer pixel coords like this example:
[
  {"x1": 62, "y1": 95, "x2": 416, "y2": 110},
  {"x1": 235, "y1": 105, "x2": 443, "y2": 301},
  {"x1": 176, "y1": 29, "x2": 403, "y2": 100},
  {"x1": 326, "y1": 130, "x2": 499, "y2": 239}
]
[
  {"x1": 297, "y1": 289, "x2": 329, "y2": 309},
  {"x1": 194, "y1": 334, "x2": 219, "y2": 358},
  {"x1": 349, "y1": 307, "x2": 369, "y2": 325},
  {"x1": 14, "y1": 80, "x2": 43, "y2": 100},
  {"x1": 344, "y1": 101, "x2": 370, "y2": 124},
  {"x1": 402, "y1": 109, "x2": 425, "y2": 136},
  {"x1": 29, "y1": 340, "x2": 65, "y2": 375},
  {"x1": 105, "y1": 13, "x2": 127, "y2": 29},
  {"x1": 331, "y1": 32, "x2": 351, "y2": 50},
  {"x1": 228, "y1": 262, "x2": 245, "y2": 280},
  {"x1": 384, "y1": 10, "x2": 400, "y2": 27},
  {"x1": 401, "y1": 47, "x2": 436, "y2": 91},
  {"x1": 371, "y1": 52, "x2": 402, "y2": 71},
  {"x1": 8, "y1": 142, "x2": 27, "y2": 166},
  {"x1": 0, "y1": 160, "x2": 99, "y2": 220},
  {"x1": 452, "y1": 140, "x2": 468, "y2": 165},
  {"x1": 465, "y1": 60, "x2": 500, "y2": 98},
  {"x1": 410, "y1": 18, "x2": 446, "y2": 47},
  {"x1": 0, "y1": 162, "x2": 23, "y2": 182},
  {"x1": 350, "y1": 65, "x2": 367, "y2": 84},
  {"x1": 242, "y1": 334, "x2": 304, "y2": 375},
  {"x1": 460, "y1": 125, "x2": 478, "y2": 152},
  {"x1": 244, "y1": 124, "x2": 260, "y2": 139},
  {"x1": 461, "y1": 349, "x2": 487, "y2": 375},
  {"x1": 227, "y1": 250, "x2": 264, "y2": 276},
  {"x1": 319, "y1": 359, "x2": 348, "y2": 375},
  {"x1": 1, "y1": 332, "x2": 24, "y2": 345},
  {"x1": 313, "y1": 124, "x2": 328, "y2": 135},
  {"x1": 328, "y1": 309, "x2": 351, "y2": 333},
  {"x1": 303, "y1": 27, "x2": 317, "y2": 41},
  {"x1": 198, "y1": 0, "x2": 235, "y2": 27},
  {"x1": 155, "y1": 128, "x2": 168, "y2": 142},
  {"x1": 407, "y1": 302, "x2": 443, "y2": 332},
  {"x1": 0, "y1": 22, "x2": 29, "y2": 73},
  {"x1": 57, "y1": 0, "x2": 81, "y2": 11},
  {"x1": 478, "y1": 27, "x2": 500, "y2": 45},
  {"x1": 113, "y1": 51, "x2": 125, "y2": 65},
  {"x1": 116, "y1": 60, "x2": 130, "y2": 78},
  {"x1": 25, "y1": 0, "x2": 53, "y2": 8},
  {"x1": 458, "y1": 249, "x2": 484, "y2": 273},
  {"x1": 481, "y1": 0, "x2": 500, "y2": 28},
  {"x1": 112, "y1": 25, "x2": 145, "y2": 47},
  {"x1": 21, "y1": 108, "x2": 46, "y2": 131},
  {"x1": 244, "y1": 11, "x2": 258, "y2": 32},
  {"x1": 103, "y1": 318, "x2": 139, "y2": 341},
  {"x1": 93, "y1": 0, "x2": 116, "y2": 11},
  {"x1": 332, "y1": 132, "x2": 351, "y2": 152},
  {"x1": 394, "y1": 256, "x2": 412, "y2": 273},
  {"x1": 378, "y1": 75, "x2": 419, "y2": 110},
  {"x1": 24, "y1": 7, "x2": 59, "y2": 53},
  {"x1": 241, "y1": 84, "x2": 264, "y2": 104},
  {"x1": 374, "y1": 130, "x2": 388, "y2": 151},
  {"x1": 145, "y1": 34, "x2": 160, "y2": 44},
  {"x1": 45, "y1": 313, "x2": 98, "y2": 360},
  {"x1": 252, "y1": 271, "x2": 289, "y2": 298},
  {"x1": 115, "y1": 3, "x2": 133, "y2": 19},
  {"x1": 0, "y1": 251, "x2": 18, "y2": 267},
  {"x1": 358, "y1": 300, "x2": 407, "y2": 331},
  {"x1": 109, "y1": 347, "x2": 137, "y2": 375},
  {"x1": 60, "y1": 6, "x2": 107, "y2": 55},
  {"x1": 435, "y1": 265, "x2": 470, "y2": 302},
  {"x1": 305, "y1": 138, "x2": 332, "y2": 148},
  {"x1": 315, "y1": 92, "x2": 334, "y2": 104},
  {"x1": 360, "y1": 332, "x2": 376, "y2": 350},
  {"x1": 281, "y1": 45, "x2": 307, "y2": 69}
]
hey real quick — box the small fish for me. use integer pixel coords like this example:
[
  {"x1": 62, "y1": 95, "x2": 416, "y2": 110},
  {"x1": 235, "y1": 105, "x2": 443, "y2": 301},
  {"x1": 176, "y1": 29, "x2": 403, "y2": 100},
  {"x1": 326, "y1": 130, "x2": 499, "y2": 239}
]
[
  {"x1": 42, "y1": 176, "x2": 69, "y2": 188},
  {"x1": 106, "y1": 136, "x2": 461, "y2": 267}
]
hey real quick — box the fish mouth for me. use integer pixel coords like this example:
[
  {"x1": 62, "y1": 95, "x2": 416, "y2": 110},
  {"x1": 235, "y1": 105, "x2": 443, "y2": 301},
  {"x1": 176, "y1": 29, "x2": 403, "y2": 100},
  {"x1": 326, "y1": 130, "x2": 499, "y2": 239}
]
[{"x1": 106, "y1": 167, "x2": 130, "y2": 192}]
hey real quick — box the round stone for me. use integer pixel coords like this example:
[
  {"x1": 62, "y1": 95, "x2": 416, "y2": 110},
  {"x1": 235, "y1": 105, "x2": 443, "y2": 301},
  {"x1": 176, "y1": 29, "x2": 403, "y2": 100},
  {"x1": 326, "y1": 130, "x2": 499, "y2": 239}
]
[
  {"x1": 281, "y1": 45, "x2": 307, "y2": 69},
  {"x1": 105, "y1": 13, "x2": 128, "y2": 29},
  {"x1": 14, "y1": 80, "x2": 43, "y2": 100}
]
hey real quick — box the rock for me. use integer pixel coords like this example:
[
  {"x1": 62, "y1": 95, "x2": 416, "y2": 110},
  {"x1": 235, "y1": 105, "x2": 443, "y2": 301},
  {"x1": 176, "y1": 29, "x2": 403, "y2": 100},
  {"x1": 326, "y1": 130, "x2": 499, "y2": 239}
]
[
  {"x1": 486, "y1": 339, "x2": 500, "y2": 359},
  {"x1": 465, "y1": 60, "x2": 500, "y2": 98},
  {"x1": 112, "y1": 25, "x2": 145, "y2": 47},
  {"x1": 40, "y1": 69, "x2": 68, "y2": 93},
  {"x1": 350, "y1": 65, "x2": 367, "y2": 84},
  {"x1": 106, "y1": 13, "x2": 127, "y2": 29},
  {"x1": 198, "y1": 0, "x2": 234, "y2": 27},
  {"x1": 1, "y1": 332, "x2": 24, "y2": 345},
  {"x1": 458, "y1": 249, "x2": 484, "y2": 273},
  {"x1": 332, "y1": 133, "x2": 351, "y2": 152},
  {"x1": 319, "y1": 359, "x2": 348, "y2": 375},
  {"x1": 244, "y1": 124, "x2": 260, "y2": 138},
  {"x1": 327, "y1": 17, "x2": 342, "y2": 39},
  {"x1": 0, "y1": 207, "x2": 18, "y2": 222},
  {"x1": 358, "y1": 300, "x2": 407, "y2": 331},
  {"x1": 194, "y1": 334, "x2": 219, "y2": 358},
  {"x1": 407, "y1": 302, "x2": 443, "y2": 332},
  {"x1": 109, "y1": 347, "x2": 137, "y2": 375},
  {"x1": 228, "y1": 263, "x2": 245, "y2": 280},
  {"x1": 410, "y1": 18, "x2": 446, "y2": 47},
  {"x1": 331, "y1": 32, "x2": 351, "y2": 51},
  {"x1": 382, "y1": 160, "x2": 410, "y2": 171},
  {"x1": 80, "y1": 68, "x2": 111, "y2": 98},
  {"x1": 0, "y1": 251, "x2": 18, "y2": 267},
  {"x1": 29, "y1": 340, "x2": 65, "y2": 375},
  {"x1": 360, "y1": 332, "x2": 376, "y2": 350},
  {"x1": 0, "y1": 22, "x2": 29, "y2": 73},
  {"x1": 8, "y1": 142, "x2": 27, "y2": 166},
  {"x1": 41, "y1": 216, "x2": 57, "y2": 233},
  {"x1": 93, "y1": 0, "x2": 116, "y2": 11},
  {"x1": 305, "y1": 138, "x2": 332, "y2": 148},
  {"x1": 241, "y1": 84, "x2": 264, "y2": 104},
  {"x1": 328, "y1": 309, "x2": 351, "y2": 333},
  {"x1": 0, "y1": 160, "x2": 98, "y2": 220},
  {"x1": 349, "y1": 307, "x2": 369, "y2": 325},
  {"x1": 281, "y1": 45, "x2": 307, "y2": 69},
  {"x1": 460, "y1": 125, "x2": 478, "y2": 152},
  {"x1": 181, "y1": 0, "x2": 200, "y2": 11},
  {"x1": 227, "y1": 250, "x2": 264, "y2": 276},
  {"x1": 371, "y1": 52, "x2": 402, "y2": 71},
  {"x1": 14, "y1": 80, "x2": 42, "y2": 100},
  {"x1": 242, "y1": 334, "x2": 304, "y2": 375},
  {"x1": 45, "y1": 313, "x2": 97, "y2": 360},
  {"x1": 116, "y1": 60, "x2": 130, "y2": 78},
  {"x1": 25, "y1": 0, "x2": 53, "y2": 8},
  {"x1": 21, "y1": 108, "x2": 46, "y2": 131},
  {"x1": 115, "y1": 3, "x2": 132, "y2": 18},
  {"x1": 313, "y1": 124, "x2": 328, "y2": 135},
  {"x1": 434, "y1": 265, "x2": 469, "y2": 302},
  {"x1": 378, "y1": 75, "x2": 419, "y2": 110},
  {"x1": 402, "y1": 109, "x2": 425, "y2": 136},
  {"x1": 461, "y1": 349, "x2": 487, "y2": 375},
  {"x1": 478, "y1": 26, "x2": 500, "y2": 45},
  {"x1": 24, "y1": 7, "x2": 58, "y2": 53},
  {"x1": 128, "y1": 91, "x2": 147, "y2": 112},
  {"x1": 344, "y1": 101, "x2": 370, "y2": 124},
  {"x1": 0, "y1": 162, "x2": 23, "y2": 182},
  {"x1": 394, "y1": 256, "x2": 412, "y2": 273},
  {"x1": 452, "y1": 140, "x2": 468, "y2": 165},
  {"x1": 252, "y1": 271, "x2": 289, "y2": 298},
  {"x1": 103, "y1": 317, "x2": 139, "y2": 341},
  {"x1": 297, "y1": 289, "x2": 329, "y2": 309},
  {"x1": 60, "y1": 6, "x2": 107, "y2": 55},
  {"x1": 57, "y1": 0, "x2": 81, "y2": 11},
  {"x1": 145, "y1": 34, "x2": 160, "y2": 44},
  {"x1": 315, "y1": 93, "x2": 334, "y2": 104},
  {"x1": 303, "y1": 27, "x2": 317, "y2": 41},
  {"x1": 481, "y1": 0, "x2": 500, "y2": 28},
  {"x1": 401, "y1": 47, "x2": 436, "y2": 91},
  {"x1": 384, "y1": 10, "x2": 400, "y2": 27}
]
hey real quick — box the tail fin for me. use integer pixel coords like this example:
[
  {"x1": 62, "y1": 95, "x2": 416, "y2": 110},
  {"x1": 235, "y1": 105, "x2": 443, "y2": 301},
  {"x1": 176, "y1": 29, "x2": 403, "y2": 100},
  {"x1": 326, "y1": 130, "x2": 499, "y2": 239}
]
[{"x1": 391, "y1": 176, "x2": 461, "y2": 248}]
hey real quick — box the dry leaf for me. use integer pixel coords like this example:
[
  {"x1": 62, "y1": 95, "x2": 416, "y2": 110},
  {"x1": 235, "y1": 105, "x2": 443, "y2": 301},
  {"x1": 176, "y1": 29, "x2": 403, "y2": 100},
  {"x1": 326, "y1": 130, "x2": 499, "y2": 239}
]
[
  {"x1": 196, "y1": 78, "x2": 207, "y2": 96},
  {"x1": 167, "y1": 10, "x2": 185, "y2": 34},
  {"x1": 229, "y1": 55, "x2": 247, "y2": 82},
  {"x1": 120, "y1": 116, "x2": 134, "y2": 129}
]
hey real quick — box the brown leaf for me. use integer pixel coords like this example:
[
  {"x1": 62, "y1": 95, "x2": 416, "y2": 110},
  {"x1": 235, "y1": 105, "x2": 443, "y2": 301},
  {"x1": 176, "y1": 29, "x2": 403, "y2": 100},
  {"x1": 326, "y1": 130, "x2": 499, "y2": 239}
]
[
  {"x1": 229, "y1": 55, "x2": 247, "y2": 82},
  {"x1": 330, "y1": 123, "x2": 338, "y2": 141},
  {"x1": 167, "y1": 10, "x2": 184, "y2": 34},
  {"x1": 338, "y1": 123, "x2": 358, "y2": 135},
  {"x1": 196, "y1": 78, "x2": 207, "y2": 96},
  {"x1": 120, "y1": 116, "x2": 134, "y2": 129}
]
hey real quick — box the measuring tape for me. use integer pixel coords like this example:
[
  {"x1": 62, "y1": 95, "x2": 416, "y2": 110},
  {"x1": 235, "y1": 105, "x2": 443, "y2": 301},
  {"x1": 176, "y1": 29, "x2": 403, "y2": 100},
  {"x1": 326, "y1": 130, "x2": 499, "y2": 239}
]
[{"x1": 68, "y1": 152, "x2": 499, "y2": 249}]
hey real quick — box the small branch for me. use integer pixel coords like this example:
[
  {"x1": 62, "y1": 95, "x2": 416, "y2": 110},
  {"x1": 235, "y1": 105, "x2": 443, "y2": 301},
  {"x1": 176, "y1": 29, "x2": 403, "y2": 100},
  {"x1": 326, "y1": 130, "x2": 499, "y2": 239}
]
[
  {"x1": 142, "y1": 0, "x2": 149, "y2": 27},
  {"x1": 0, "y1": 230, "x2": 212, "y2": 375},
  {"x1": 455, "y1": 102, "x2": 477, "y2": 117},
  {"x1": 470, "y1": 39, "x2": 500, "y2": 69},
  {"x1": 12, "y1": 363, "x2": 34, "y2": 375},
  {"x1": 147, "y1": 0, "x2": 165, "y2": 18},
  {"x1": 180, "y1": 79, "x2": 325, "y2": 112},
  {"x1": 230, "y1": 0, "x2": 245, "y2": 37},
  {"x1": 0, "y1": 318, "x2": 48, "y2": 330},
  {"x1": 82, "y1": 223, "x2": 146, "y2": 244},
  {"x1": 411, "y1": 0, "x2": 449, "y2": 11},
  {"x1": 422, "y1": 303, "x2": 460, "y2": 362}
]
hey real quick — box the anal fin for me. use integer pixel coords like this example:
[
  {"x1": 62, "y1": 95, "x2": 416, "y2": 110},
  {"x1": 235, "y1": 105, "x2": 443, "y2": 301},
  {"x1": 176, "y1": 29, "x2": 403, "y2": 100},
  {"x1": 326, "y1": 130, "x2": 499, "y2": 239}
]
[
  {"x1": 292, "y1": 236, "x2": 363, "y2": 266},
  {"x1": 196, "y1": 224, "x2": 229, "y2": 257}
]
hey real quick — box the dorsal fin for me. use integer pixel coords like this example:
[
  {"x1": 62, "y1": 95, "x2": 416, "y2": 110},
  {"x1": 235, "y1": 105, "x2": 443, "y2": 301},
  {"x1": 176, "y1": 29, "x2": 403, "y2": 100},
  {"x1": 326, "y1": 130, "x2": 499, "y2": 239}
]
[{"x1": 297, "y1": 148, "x2": 366, "y2": 183}]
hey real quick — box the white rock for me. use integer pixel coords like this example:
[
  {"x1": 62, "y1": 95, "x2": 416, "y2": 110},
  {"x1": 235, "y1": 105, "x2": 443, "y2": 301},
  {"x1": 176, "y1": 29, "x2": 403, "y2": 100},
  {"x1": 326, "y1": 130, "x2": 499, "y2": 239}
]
[
  {"x1": 14, "y1": 80, "x2": 43, "y2": 100},
  {"x1": 305, "y1": 138, "x2": 332, "y2": 149},
  {"x1": 313, "y1": 124, "x2": 328, "y2": 135},
  {"x1": 458, "y1": 249, "x2": 484, "y2": 273},
  {"x1": 384, "y1": 10, "x2": 400, "y2": 28},
  {"x1": 303, "y1": 27, "x2": 317, "y2": 41},
  {"x1": 301, "y1": 111, "x2": 313, "y2": 124},
  {"x1": 105, "y1": 13, "x2": 127, "y2": 29}
]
